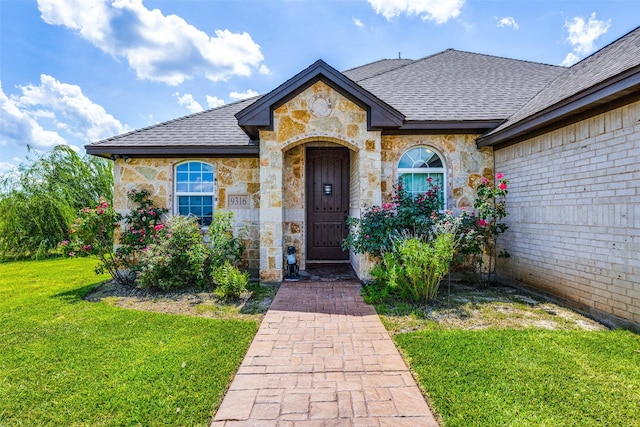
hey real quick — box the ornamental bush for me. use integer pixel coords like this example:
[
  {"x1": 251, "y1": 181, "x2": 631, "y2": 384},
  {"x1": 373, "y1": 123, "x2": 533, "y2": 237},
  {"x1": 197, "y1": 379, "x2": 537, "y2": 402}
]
[
  {"x1": 344, "y1": 173, "x2": 511, "y2": 293},
  {"x1": 62, "y1": 189, "x2": 168, "y2": 285},
  {"x1": 136, "y1": 211, "x2": 249, "y2": 294},
  {"x1": 60, "y1": 197, "x2": 127, "y2": 282},
  {"x1": 473, "y1": 173, "x2": 510, "y2": 282},
  {"x1": 212, "y1": 261, "x2": 249, "y2": 299},
  {"x1": 137, "y1": 215, "x2": 209, "y2": 290},
  {"x1": 65, "y1": 192, "x2": 250, "y2": 295},
  {"x1": 371, "y1": 232, "x2": 456, "y2": 302},
  {"x1": 207, "y1": 211, "x2": 246, "y2": 268},
  {"x1": 342, "y1": 180, "x2": 442, "y2": 258}
]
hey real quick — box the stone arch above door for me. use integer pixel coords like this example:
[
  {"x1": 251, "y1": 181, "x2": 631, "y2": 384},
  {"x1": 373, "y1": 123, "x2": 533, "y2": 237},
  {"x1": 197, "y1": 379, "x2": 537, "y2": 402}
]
[{"x1": 281, "y1": 134, "x2": 362, "y2": 153}]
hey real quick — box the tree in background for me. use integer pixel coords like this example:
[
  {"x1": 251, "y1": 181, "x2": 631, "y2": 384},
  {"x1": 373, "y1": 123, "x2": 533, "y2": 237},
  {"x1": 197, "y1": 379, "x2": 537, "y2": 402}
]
[{"x1": 0, "y1": 145, "x2": 112, "y2": 259}]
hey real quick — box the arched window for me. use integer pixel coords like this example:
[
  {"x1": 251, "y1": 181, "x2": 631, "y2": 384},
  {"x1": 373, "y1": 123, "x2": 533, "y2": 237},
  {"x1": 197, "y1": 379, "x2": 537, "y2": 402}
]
[
  {"x1": 175, "y1": 161, "x2": 215, "y2": 226},
  {"x1": 397, "y1": 147, "x2": 446, "y2": 206}
]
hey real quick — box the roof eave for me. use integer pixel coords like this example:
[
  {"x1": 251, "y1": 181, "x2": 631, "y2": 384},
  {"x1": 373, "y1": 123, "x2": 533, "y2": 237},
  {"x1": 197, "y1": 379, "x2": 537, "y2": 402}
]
[
  {"x1": 477, "y1": 66, "x2": 640, "y2": 149},
  {"x1": 384, "y1": 119, "x2": 504, "y2": 135},
  {"x1": 85, "y1": 144, "x2": 260, "y2": 159}
]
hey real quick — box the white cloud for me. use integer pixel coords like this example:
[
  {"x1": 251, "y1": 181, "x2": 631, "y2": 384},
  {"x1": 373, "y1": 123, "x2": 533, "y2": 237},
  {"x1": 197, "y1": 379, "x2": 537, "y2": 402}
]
[
  {"x1": 37, "y1": 0, "x2": 266, "y2": 85},
  {"x1": 229, "y1": 89, "x2": 259, "y2": 101},
  {"x1": 206, "y1": 96, "x2": 225, "y2": 109},
  {"x1": 497, "y1": 16, "x2": 519, "y2": 30},
  {"x1": 174, "y1": 92, "x2": 203, "y2": 113},
  {"x1": 368, "y1": 0, "x2": 465, "y2": 24},
  {"x1": 560, "y1": 52, "x2": 580, "y2": 67},
  {"x1": 259, "y1": 65, "x2": 272, "y2": 75},
  {"x1": 354, "y1": 17, "x2": 364, "y2": 28},
  {"x1": 1, "y1": 81, "x2": 67, "y2": 149},
  {"x1": 561, "y1": 13, "x2": 611, "y2": 66},
  {"x1": 0, "y1": 75, "x2": 127, "y2": 150}
]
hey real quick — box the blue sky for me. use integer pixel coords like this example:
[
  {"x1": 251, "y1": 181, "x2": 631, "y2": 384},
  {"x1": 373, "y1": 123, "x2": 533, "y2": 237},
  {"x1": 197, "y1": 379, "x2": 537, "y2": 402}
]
[{"x1": 1, "y1": 0, "x2": 638, "y2": 174}]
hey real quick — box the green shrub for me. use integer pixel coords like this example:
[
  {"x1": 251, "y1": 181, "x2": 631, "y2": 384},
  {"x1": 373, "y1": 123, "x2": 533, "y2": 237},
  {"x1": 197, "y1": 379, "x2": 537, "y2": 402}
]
[
  {"x1": 62, "y1": 189, "x2": 167, "y2": 285},
  {"x1": 116, "y1": 189, "x2": 167, "y2": 271},
  {"x1": 137, "y1": 215, "x2": 209, "y2": 290},
  {"x1": 372, "y1": 232, "x2": 456, "y2": 302},
  {"x1": 208, "y1": 211, "x2": 245, "y2": 268},
  {"x1": 343, "y1": 181, "x2": 442, "y2": 258},
  {"x1": 212, "y1": 261, "x2": 249, "y2": 299},
  {"x1": 344, "y1": 174, "x2": 511, "y2": 286},
  {"x1": 60, "y1": 198, "x2": 130, "y2": 283}
]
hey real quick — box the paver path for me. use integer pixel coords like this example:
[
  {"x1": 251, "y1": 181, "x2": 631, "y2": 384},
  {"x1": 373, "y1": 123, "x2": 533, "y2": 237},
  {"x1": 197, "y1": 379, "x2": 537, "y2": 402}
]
[{"x1": 212, "y1": 281, "x2": 439, "y2": 426}]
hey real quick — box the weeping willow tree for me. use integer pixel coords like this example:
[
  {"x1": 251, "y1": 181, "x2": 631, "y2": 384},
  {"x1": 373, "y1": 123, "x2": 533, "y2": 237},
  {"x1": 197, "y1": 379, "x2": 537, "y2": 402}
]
[{"x1": 0, "y1": 145, "x2": 113, "y2": 259}]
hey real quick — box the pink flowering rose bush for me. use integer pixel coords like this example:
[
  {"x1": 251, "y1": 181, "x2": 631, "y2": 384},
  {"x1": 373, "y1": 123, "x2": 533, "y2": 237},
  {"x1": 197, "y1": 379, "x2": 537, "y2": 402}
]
[
  {"x1": 64, "y1": 189, "x2": 248, "y2": 295},
  {"x1": 346, "y1": 174, "x2": 511, "y2": 302},
  {"x1": 115, "y1": 189, "x2": 168, "y2": 272},
  {"x1": 59, "y1": 197, "x2": 127, "y2": 282},
  {"x1": 471, "y1": 173, "x2": 511, "y2": 282},
  {"x1": 61, "y1": 189, "x2": 167, "y2": 285},
  {"x1": 342, "y1": 181, "x2": 442, "y2": 258},
  {"x1": 137, "y1": 211, "x2": 248, "y2": 293}
]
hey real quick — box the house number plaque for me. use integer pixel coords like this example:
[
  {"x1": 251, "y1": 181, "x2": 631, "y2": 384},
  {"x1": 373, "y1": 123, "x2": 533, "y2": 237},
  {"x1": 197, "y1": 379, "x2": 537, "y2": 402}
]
[{"x1": 227, "y1": 194, "x2": 250, "y2": 208}]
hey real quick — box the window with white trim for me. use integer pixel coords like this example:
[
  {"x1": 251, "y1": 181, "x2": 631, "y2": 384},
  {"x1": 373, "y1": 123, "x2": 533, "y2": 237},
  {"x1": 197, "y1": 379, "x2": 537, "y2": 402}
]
[
  {"x1": 175, "y1": 161, "x2": 215, "y2": 226},
  {"x1": 397, "y1": 147, "x2": 446, "y2": 206}
]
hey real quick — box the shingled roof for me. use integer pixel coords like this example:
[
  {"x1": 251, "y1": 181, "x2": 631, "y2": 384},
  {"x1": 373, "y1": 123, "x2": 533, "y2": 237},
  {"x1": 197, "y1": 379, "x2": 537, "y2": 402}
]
[
  {"x1": 478, "y1": 26, "x2": 640, "y2": 147},
  {"x1": 86, "y1": 46, "x2": 580, "y2": 158},
  {"x1": 86, "y1": 97, "x2": 259, "y2": 158},
  {"x1": 354, "y1": 49, "x2": 564, "y2": 123},
  {"x1": 342, "y1": 58, "x2": 414, "y2": 81}
]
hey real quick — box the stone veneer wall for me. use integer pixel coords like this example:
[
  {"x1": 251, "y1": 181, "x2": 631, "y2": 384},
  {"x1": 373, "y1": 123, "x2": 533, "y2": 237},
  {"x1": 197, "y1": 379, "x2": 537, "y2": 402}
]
[
  {"x1": 283, "y1": 145, "x2": 305, "y2": 268},
  {"x1": 381, "y1": 135, "x2": 494, "y2": 208},
  {"x1": 495, "y1": 100, "x2": 640, "y2": 330},
  {"x1": 113, "y1": 157, "x2": 261, "y2": 274},
  {"x1": 258, "y1": 80, "x2": 382, "y2": 281},
  {"x1": 349, "y1": 149, "x2": 363, "y2": 276}
]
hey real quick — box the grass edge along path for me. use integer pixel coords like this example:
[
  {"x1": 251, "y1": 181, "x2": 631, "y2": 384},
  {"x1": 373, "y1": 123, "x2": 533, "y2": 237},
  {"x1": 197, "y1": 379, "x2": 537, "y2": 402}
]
[
  {"x1": 395, "y1": 328, "x2": 640, "y2": 427},
  {"x1": 0, "y1": 258, "x2": 258, "y2": 427}
]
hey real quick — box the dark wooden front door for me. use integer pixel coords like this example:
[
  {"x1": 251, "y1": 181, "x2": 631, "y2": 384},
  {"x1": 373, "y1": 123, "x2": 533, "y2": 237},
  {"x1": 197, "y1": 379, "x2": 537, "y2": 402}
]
[{"x1": 306, "y1": 148, "x2": 350, "y2": 260}]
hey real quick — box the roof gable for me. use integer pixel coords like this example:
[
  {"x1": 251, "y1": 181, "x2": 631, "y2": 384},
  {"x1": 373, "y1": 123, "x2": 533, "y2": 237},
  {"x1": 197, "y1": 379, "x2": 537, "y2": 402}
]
[{"x1": 235, "y1": 59, "x2": 405, "y2": 139}]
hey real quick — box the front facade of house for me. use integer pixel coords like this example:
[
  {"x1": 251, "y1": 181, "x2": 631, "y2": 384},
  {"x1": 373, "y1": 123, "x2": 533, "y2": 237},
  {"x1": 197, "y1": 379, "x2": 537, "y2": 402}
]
[{"x1": 88, "y1": 27, "x2": 640, "y2": 330}]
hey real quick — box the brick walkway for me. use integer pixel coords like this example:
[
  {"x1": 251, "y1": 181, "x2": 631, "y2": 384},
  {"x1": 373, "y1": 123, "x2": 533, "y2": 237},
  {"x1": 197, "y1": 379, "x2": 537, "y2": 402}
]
[{"x1": 212, "y1": 281, "x2": 439, "y2": 426}]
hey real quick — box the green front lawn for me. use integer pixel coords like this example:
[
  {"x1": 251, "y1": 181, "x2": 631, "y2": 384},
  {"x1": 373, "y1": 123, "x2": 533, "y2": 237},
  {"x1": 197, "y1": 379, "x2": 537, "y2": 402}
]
[
  {"x1": 392, "y1": 312, "x2": 640, "y2": 426},
  {"x1": 0, "y1": 258, "x2": 258, "y2": 426}
]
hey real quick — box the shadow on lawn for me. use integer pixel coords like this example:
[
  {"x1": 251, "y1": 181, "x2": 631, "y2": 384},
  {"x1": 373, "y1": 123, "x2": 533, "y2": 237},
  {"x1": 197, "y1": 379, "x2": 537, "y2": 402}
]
[{"x1": 51, "y1": 281, "x2": 107, "y2": 303}]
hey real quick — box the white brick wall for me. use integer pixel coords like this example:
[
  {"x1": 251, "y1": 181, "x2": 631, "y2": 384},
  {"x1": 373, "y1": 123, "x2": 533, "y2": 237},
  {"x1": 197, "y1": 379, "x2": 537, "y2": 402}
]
[{"x1": 495, "y1": 100, "x2": 640, "y2": 329}]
